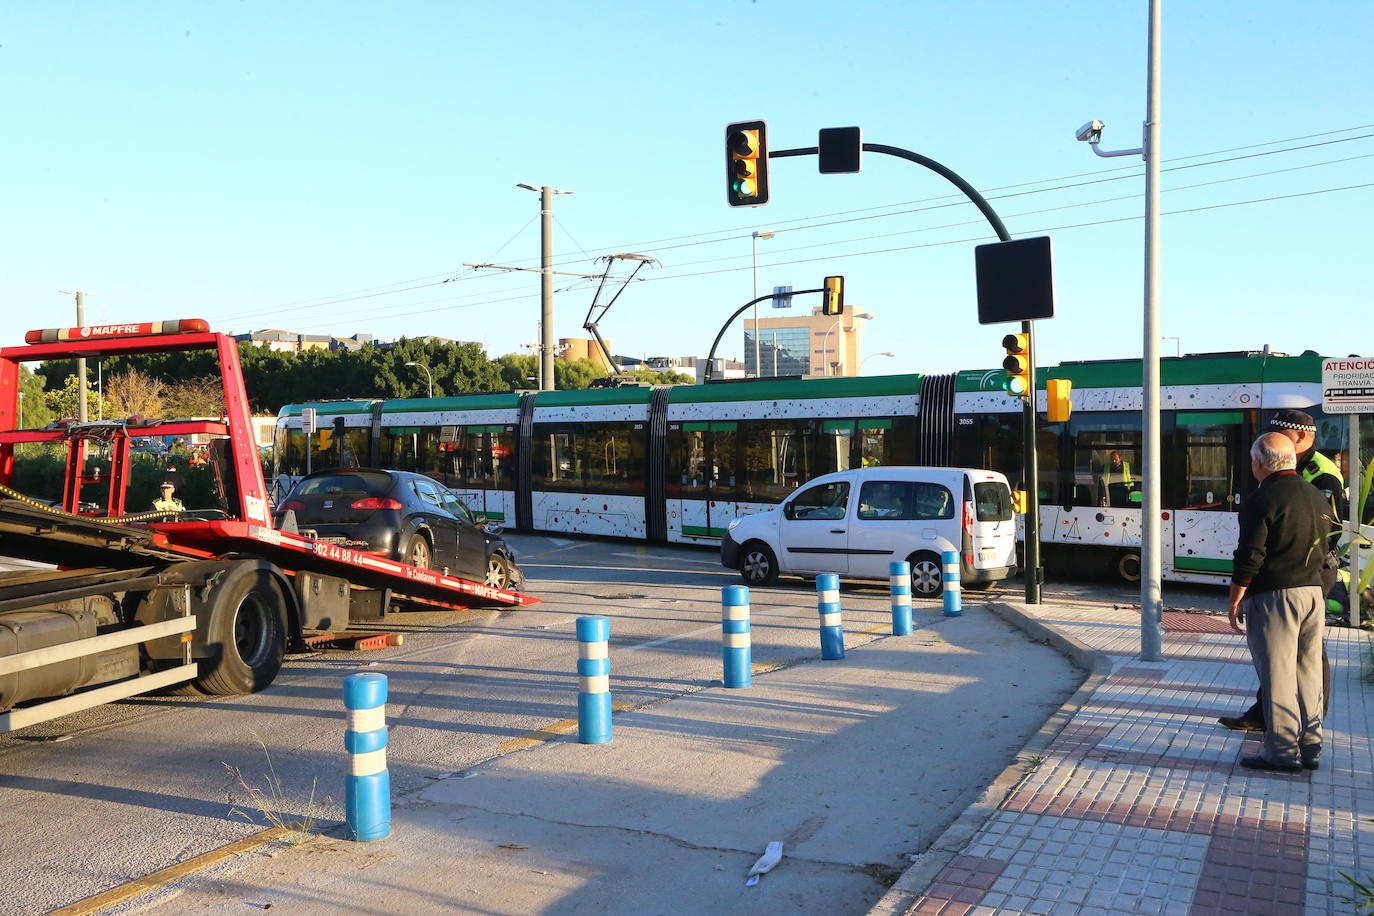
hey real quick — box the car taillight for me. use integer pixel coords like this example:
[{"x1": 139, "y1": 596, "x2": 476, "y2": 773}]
[
  {"x1": 352, "y1": 497, "x2": 403, "y2": 510},
  {"x1": 281, "y1": 500, "x2": 306, "y2": 511},
  {"x1": 962, "y1": 500, "x2": 975, "y2": 566}
]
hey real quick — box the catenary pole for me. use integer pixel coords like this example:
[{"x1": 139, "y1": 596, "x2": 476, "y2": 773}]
[
  {"x1": 540, "y1": 186, "x2": 555, "y2": 392},
  {"x1": 1140, "y1": 0, "x2": 1164, "y2": 660}
]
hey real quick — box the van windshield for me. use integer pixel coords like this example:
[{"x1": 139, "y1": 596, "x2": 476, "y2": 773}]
[{"x1": 974, "y1": 481, "x2": 1012, "y2": 521}]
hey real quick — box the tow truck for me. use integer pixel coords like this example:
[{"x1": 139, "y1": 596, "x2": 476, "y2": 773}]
[{"x1": 0, "y1": 319, "x2": 537, "y2": 732}]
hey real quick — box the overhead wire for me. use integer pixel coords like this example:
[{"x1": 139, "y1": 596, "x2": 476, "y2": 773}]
[{"x1": 222, "y1": 126, "x2": 1374, "y2": 326}]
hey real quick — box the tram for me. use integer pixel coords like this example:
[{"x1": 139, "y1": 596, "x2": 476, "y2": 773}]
[{"x1": 274, "y1": 350, "x2": 1352, "y2": 584}]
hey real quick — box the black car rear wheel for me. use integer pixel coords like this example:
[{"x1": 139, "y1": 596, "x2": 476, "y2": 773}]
[{"x1": 403, "y1": 534, "x2": 433, "y2": 570}]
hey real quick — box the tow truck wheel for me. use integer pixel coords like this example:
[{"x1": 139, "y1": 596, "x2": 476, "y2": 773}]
[
  {"x1": 195, "y1": 570, "x2": 287, "y2": 696},
  {"x1": 403, "y1": 534, "x2": 433, "y2": 570}
]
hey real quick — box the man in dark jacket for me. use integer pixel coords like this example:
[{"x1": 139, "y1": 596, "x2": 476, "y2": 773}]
[
  {"x1": 1219, "y1": 409, "x2": 1339, "y2": 733},
  {"x1": 1228, "y1": 433, "x2": 1328, "y2": 772}
]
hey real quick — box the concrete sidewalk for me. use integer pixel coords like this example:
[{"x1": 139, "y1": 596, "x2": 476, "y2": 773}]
[
  {"x1": 875, "y1": 599, "x2": 1374, "y2": 916},
  {"x1": 93, "y1": 604, "x2": 1079, "y2": 916}
]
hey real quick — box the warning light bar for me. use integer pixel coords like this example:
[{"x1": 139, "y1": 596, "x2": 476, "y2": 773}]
[{"x1": 25, "y1": 319, "x2": 211, "y2": 345}]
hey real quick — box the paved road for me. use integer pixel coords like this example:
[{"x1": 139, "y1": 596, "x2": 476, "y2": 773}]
[{"x1": 0, "y1": 538, "x2": 1227, "y2": 915}]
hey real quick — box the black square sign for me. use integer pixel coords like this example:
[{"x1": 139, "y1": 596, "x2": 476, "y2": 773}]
[{"x1": 975, "y1": 236, "x2": 1055, "y2": 325}]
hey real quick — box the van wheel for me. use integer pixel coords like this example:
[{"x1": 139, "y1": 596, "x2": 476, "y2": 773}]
[
  {"x1": 740, "y1": 542, "x2": 779, "y2": 586},
  {"x1": 909, "y1": 552, "x2": 944, "y2": 598},
  {"x1": 1116, "y1": 550, "x2": 1142, "y2": 583}
]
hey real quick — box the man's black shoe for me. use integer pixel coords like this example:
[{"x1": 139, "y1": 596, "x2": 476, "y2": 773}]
[
  {"x1": 1301, "y1": 748, "x2": 1321, "y2": 770},
  {"x1": 1218, "y1": 716, "x2": 1264, "y2": 733},
  {"x1": 1240, "y1": 755, "x2": 1303, "y2": 773}
]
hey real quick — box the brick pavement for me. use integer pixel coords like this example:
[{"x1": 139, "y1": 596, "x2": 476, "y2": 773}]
[{"x1": 897, "y1": 600, "x2": 1373, "y2": 916}]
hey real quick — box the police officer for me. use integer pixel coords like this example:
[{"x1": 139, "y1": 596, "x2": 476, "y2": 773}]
[{"x1": 1219, "y1": 408, "x2": 1341, "y2": 733}]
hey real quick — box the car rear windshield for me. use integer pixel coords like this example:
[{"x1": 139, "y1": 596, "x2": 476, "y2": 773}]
[
  {"x1": 974, "y1": 481, "x2": 1013, "y2": 521},
  {"x1": 295, "y1": 472, "x2": 392, "y2": 498}
]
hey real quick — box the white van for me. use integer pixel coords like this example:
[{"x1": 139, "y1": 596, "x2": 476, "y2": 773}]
[{"x1": 720, "y1": 467, "x2": 1016, "y2": 596}]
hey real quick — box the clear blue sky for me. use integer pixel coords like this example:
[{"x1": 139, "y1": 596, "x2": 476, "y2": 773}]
[{"x1": 3, "y1": 1, "x2": 1370, "y2": 378}]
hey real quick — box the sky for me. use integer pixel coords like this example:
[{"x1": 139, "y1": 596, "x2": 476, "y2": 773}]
[{"x1": 3, "y1": 1, "x2": 1371, "y2": 380}]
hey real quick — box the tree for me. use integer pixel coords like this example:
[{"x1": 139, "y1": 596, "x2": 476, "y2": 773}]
[
  {"x1": 105, "y1": 368, "x2": 168, "y2": 418},
  {"x1": 18, "y1": 365, "x2": 54, "y2": 429},
  {"x1": 165, "y1": 377, "x2": 226, "y2": 417},
  {"x1": 44, "y1": 374, "x2": 109, "y2": 420},
  {"x1": 555, "y1": 358, "x2": 607, "y2": 390},
  {"x1": 624, "y1": 367, "x2": 694, "y2": 385},
  {"x1": 495, "y1": 354, "x2": 540, "y2": 390}
]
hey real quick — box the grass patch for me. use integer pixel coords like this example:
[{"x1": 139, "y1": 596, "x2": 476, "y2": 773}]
[{"x1": 224, "y1": 734, "x2": 323, "y2": 846}]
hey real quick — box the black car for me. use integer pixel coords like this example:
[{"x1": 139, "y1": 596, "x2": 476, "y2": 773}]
[{"x1": 275, "y1": 469, "x2": 524, "y2": 590}]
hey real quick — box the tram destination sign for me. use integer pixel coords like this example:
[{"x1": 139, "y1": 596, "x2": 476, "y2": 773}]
[{"x1": 1321, "y1": 357, "x2": 1374, "y2": 414}]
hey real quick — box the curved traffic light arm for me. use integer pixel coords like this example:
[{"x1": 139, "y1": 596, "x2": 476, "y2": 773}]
[{"x1": 703, "y1": 288, "x2": 822, "y2": 383}]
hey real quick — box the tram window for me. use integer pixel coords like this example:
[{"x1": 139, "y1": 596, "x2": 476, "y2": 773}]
[
  {"x1": 278, "y1": 428, "x2": 308, "y2": 475},
  {"x1": 532, "y1": 423, "x2": 645, "y2": 494},
  {"x1": 439, "y1": 426, "x2": 515, "y2": 491},
  {"x1": 820, "y1": 419, "x2": 855, "y2": 475},
  {"x1": 955, "y1": 413, "x2": 1061, "y2": 503},
  {"x1": 1175, "y1": 412, "x2": 1241, "y2": 511},
  {"x1": 1068, "y1": 413, "x2": 1141, "y2": 509},
  {"x1": 669, "y1": 422, "x2": 738, "y2": 499},
  {"x1": 740, "y1": 418, "x2": 815, "y2": 502}
]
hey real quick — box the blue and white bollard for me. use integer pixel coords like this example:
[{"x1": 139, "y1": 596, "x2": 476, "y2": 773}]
[
  {"x1": 343, "y1": 671, "x2": 391, "y2": 842},
  {"x1": 816, "y1": 573, "x2": 845, "y2": 660},
  {"x1": 576, "y1": 615, "x2": 613, "y2": 744},
  {"x1": 942, "y1": 549, "x2": 963, "y2": 617},
  {"x1": 722, "y1": 585, "x2": 752, "y2": 688},
  {"x1": 889, "y1": 560, "x2": 913, "y2": 635}
]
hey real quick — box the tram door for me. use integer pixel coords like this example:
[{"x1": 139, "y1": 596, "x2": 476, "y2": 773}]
[
  {"x1": 681, "y1": 422, "x2": 739, "y2": 536},
  {"x1": 1170, "y1": 412, "x2": 1245, "y2": 578}
]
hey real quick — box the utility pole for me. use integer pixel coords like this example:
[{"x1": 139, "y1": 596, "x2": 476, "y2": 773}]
[
  {"x1": 58, "y1": 290, "x2": 88, "y2": 422},
  {"x1": 511, "y1": 183, "x2": 574, "y2": 391}
]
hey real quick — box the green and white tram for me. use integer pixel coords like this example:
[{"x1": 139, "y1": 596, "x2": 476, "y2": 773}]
[{"x1": 274, "y1": 350, "x2": 1356, "y2": 585}]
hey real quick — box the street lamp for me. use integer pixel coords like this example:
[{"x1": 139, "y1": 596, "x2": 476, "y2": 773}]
[
  {"x1": 517, "y1": 183, "x2": 575, "y2": 392},
  {"x1": 750, "y1": 230, "x2": 775, "y2": 377},
  {"x1": 822, "y1": 312, "x2": 874, "y2": 376},
  {"x1": 404, "y1": 361, "x2": 434, "y2": 398},
  {"x1": 1074, "y1": 0, "x2": 1163, "y2": 661},
  {"x1": 860, "y1": 351, "x2": 897, "y2": 374}
]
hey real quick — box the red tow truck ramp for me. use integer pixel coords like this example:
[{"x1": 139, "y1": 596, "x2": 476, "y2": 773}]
[{"x1": 155, "y1": 519, "x2": 538, "y2": 611}]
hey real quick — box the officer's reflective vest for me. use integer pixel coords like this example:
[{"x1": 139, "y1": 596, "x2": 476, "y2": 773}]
[{"x1": 1301, "y1": 449, "x2": 1343, "y2": 490}]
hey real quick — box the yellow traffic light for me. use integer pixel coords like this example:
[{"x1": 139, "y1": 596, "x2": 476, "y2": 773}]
[
  {"x1": 1002, "y1": 332, "x2": 1031, "y2": 398},
  {"x1": 1046, "y1": 378, "x2": 1073, "y2": 422},
  {"x1": 1011, "y1": 489, "x2": 1029, "y2": 514},
  {"x1": 822, "y1": 276, "x2": 844, "y2": 316},
  {"x1": 726, "y1": 120, "x2": 770, "y2": 207}
]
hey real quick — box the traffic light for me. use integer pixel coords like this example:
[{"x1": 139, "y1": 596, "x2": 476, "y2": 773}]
[
  {"x1": 822, "y1": 276, "x2": 844, "y2": 316},
  {"x1": 1046, "y1": 378, "x2": 1073, "y2": 422},
  {"x1": 726, "y1": 120, "x2": 770, "y2": 207},
  {"x1": 1001, "y1": 333, "x2": 1031, "y2": 398},
  {"x1": 1011, "y1": 489, "x2": 1029, "y2": 514}
]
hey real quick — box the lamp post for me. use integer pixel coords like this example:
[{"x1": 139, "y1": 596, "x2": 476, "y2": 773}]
[
  {"x1": 750, "y1": 230, "x2": 775, "y2": 377},
  {"x1": 1075, "y1": 0, "x2": 1163, "y2": 661},
  {"x1": 517, "y1": 182, "x2": 575, "y2": 391},
  {"x1": 404, "y1": 361, "x2": 434, "y2": 398},
  {"x1": 860, "y1": 351, "x2": 897, "y2": 374},
  {"x1": 822, "y1": 312, "x2": 874, "y2": 376}
]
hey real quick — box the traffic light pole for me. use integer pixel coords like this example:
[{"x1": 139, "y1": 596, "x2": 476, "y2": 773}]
[
  {"x1": 771, "y1": 141, "x2": 1042, "y2": 602},
  {"x1": 703, "y1": 289, "x2": 823, "y2": 383}
]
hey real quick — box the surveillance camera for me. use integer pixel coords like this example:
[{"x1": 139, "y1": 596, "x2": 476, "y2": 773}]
[{"x1": 1075, "y1": 120, "x2": 1105, "y2": 142}]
